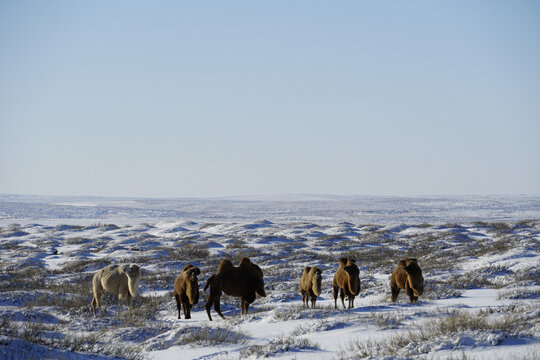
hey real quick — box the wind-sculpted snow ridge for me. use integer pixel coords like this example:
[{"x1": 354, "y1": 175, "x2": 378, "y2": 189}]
[
  {"x1": 1, "y1": 194, "x2": 539, "y2": 225},
  {"x1": 0, "y1": 216, "x2": 539, "y2": 359}
]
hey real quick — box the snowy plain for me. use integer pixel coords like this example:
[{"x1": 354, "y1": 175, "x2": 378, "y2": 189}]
[{"x1": 0, "y1": 194, "x2": 539, "y2": 359}]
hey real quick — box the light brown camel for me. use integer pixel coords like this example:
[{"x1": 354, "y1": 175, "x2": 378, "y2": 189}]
[
  {"x1": 333, "y1": 258, "x2": 360, "y2": 309},
  {"x1": 91, "y1": 263, "x2": 141, "y2": 317},
  {"x1": 174, "y1": 264, "x2": 201, "y2": 319},
  {"x1": 390, "y1": 258, "x2": 424, "y2": 303},
  {"x1": 299, "y1": 266, "x2": 323, "y2": 308},
  {"x1": 203, "y1": 257, "x2": 265, "y2": 321}
]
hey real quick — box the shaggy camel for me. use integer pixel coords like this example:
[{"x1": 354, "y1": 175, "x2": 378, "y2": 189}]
[
  {"x1": 91, "y1": 264, "x2": 141, "y2": 317},
  {"x1": 203, "y1": 257, "x2": 265, "y2": 321},
  {"x1": 333, "y1": 258, "x2": 360, "y2": 309},
  {"x1": 299, "y1": 266, "x2": 323, "y2": 308},
  {"x1": 390, "y1": 258, "x2": 424, "y2": 303},
  {"x1": 174, "y1": 264, "x2": 201, "y2": 319}
]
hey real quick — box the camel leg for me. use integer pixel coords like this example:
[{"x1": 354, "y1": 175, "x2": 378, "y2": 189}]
[
  {"x1": 405, "y1": 282, "x2": 414, "y2": 304},
  {"x1": 182, "y1": 302, "x2": 191, "y2": 319},
  {"x1": 91, "y1": 278, "x2": 104, "y2": 317},
  {"x1": 333, "y1": 285, "x2": 339, "y2": 309},
  {"x1": 310, "y1": 295, "x2": 316, "y2": 309},
  {"x1": 127, "y1": 293, "x2": 133, "y2": 316},
  {"x1": 243, "y1": 292, "x2": 255, "y2": 315},
  {"x1": 348, "y1": 296, "x2": 354, "y2": 309},
  {"x1": 117, "y1": 293, "x2": 125, "y2": 317},
  {"x1": 214, "y1": 296, "x2": 225, "y2": 319},
  {"x1": 205, "y1": 296, "x2": 214, "y2": 321},
  {"x1": 391, "y1": 285, "x2": 400, "y2": 302},
  {"x1": 301, "y1": 290, "x2": 308, "y2": 307},
  {"x1": 339, "y1": 289, "x2": 346, "y2": 309},
  {"x1": 405, "y1": 284, "x2": 415, "y2": 303},
  {"x1": 91, "y1": 291, "x2": 103, "y2": 317},
  {"x1": 240, "y1": 298, "x2": 246, "y2": 314},
  {"x1": 205, "y1": 290, "x2": 221, "y2": 321},
  {"x1": 117, "y1": 297, "x2": 122, "y2": 317},
  {"x1": 175, "y1": 294, "x2": 182, "y2": 319}
]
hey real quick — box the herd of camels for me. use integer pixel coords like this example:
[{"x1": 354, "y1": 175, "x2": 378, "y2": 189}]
[{"x1": 91, "y1": 257, "x2": 424, "y2": 320}]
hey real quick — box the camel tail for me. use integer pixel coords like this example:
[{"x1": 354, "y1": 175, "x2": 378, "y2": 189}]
[
  {"x1": 204, "y1": 274, "x2": 215, "y2": 293},
  {"x1": 123, "y1": 265, "x2": 140, "y2": 297}
]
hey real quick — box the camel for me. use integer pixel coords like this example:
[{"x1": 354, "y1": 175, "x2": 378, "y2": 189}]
[
  {"x1": 390, "y1": 258, "x2": 424, "y2": 303},
  {"x1": 91, "y1": 263, "x2": 141, "y2": 317},
  {"x1": 299, "y1": 266, "x2": 323, "y2": 308},
  {"x1": 203, "y1": 257, "x2": 265, "y2": 321},
  {"x1": 174, "y1": 264, "x2": 201, "y2": 319},
  {"x1": 333, "y1": 258, "x2": 360, "y2": 309}
]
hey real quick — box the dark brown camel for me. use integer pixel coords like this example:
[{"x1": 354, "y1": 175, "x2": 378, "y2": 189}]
[{"x1": 203, "y1": 257, "x2": 266, "y2": 321}]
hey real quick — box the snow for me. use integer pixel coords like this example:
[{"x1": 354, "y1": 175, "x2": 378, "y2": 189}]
[{"x1": 0, "y1": 195, "x2": 539, "y2": 359}]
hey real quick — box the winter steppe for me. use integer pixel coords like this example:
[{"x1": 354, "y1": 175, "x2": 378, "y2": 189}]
[{"x1": 0, "y1": 195, "x2": 539, "y2": 359}]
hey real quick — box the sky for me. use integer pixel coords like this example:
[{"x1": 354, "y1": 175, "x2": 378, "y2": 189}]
[{"x1": 1, "y1": 1, "x2": 539, "y2": 198}]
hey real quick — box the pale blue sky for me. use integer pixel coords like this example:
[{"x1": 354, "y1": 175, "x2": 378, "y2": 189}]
[{"x1": 1, "y1": 1, "x2": 539, "y2": 197}]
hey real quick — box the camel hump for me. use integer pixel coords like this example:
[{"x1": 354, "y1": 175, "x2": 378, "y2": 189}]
[
  {"x1": 304, "y1": 266, "x2": 312, "y2": 274},
  {"x1": 398, "y1": 259, "x2": 407, "y2": 267},
  {"x1": 347, "y1": 258, "x2": 356, "y2": 265},
  {"x1": 104, "y1": 264, "x2": 121, "y2": 273},
  {"x1": 217, "y1": 259, "x2": 234, "y2": 272},
  {"x1": 408, "y1": 258, "x2": 418, "y2": 264},
  {"x1": 339, "y1": 258, "x2": 348, "y2": 267},
  {"x1": 238, "y1": 257, "x2": 252, "y2": 268}
]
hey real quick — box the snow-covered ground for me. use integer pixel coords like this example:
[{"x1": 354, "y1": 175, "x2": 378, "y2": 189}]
[{"x1": 0, "y1": 195, "x2": 539, "y2": 359}]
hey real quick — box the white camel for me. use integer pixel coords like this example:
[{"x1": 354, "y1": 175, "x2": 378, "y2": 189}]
[{"x1": 91, "y1": 263, "x2": 141, "y2": 317}]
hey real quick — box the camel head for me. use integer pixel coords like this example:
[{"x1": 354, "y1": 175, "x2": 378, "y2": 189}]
[
  {"x1": 122, "y1": 264, "x2": 141, "y2": 297},
  {"x1": 187, "y1": 266, "x2": 201, "y2": 283},
  {"x1": 403, "y1": 259, "x2": 423, "y2": 297},
  {"x1": 253, "y1": 263, "x2": 266, "y2": 297},
  {"x1": 312, "y1": 267, "x2": 323, "y2": 296}
]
